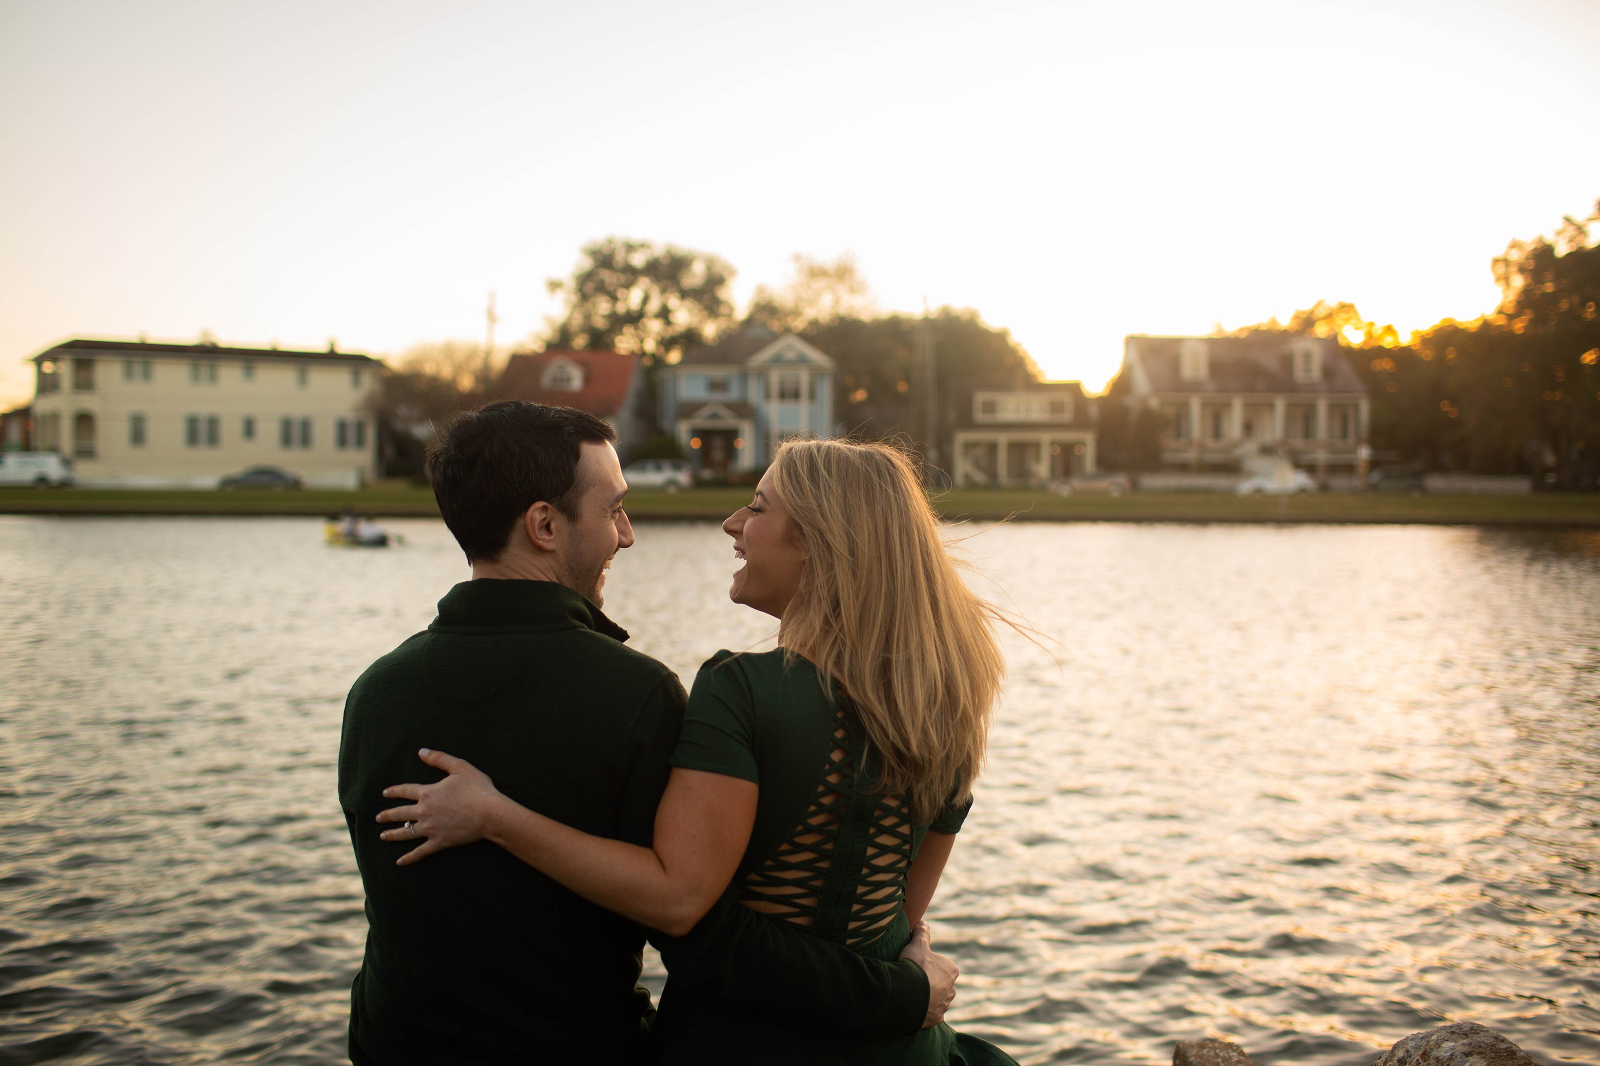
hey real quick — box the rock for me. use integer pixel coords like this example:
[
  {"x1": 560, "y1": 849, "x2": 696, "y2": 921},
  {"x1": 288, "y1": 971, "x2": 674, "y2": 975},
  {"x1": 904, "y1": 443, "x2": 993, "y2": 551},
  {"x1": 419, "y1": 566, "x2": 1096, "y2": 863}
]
[
  {"x1": 1173, "y1": 1038, "x2": 1258, "y2": 1066},
  {"x1": 1371, "y1": 1022, "x2": 1538, "y2": 1066}
]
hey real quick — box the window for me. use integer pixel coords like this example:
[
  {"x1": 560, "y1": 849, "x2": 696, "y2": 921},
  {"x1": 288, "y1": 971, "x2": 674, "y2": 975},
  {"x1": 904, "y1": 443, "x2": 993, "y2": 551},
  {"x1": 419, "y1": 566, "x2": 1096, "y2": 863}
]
[
  {"x1": 280, "y1": 418, "x2": 294, "y2": 448},
  {"x1": 186, "y1": 416, "x2": 202, "y2": 447},
  {"x1": 777, "y1": 374, "x2": 802, "y2": 401},
  {"x1": 36, "y1": 360, "x2": 61, "y2": 394},
  {"x1": 979, "y1": 399, "x2": 998, "y2": 417},
  {"x1": 1049, "y1": 399, "x2": 1067, "y2": 416},
  {"x1": 37, "y1": 412, "x2": 61, "y2": 450},
  {"x1": 707, "y1": 376, "x2": 729, "y2": 394},
  {"x1": 336, "y1": 418, "x2": 370, "y2": 449},
  {"x1": 296, "y1": 367, "x2": 309, "y2": 388},
  {"x1": 130, "y1": 413, "x2": 147, "y2": 447},
  {"x1": 206, "y1": 416, "x2": 220, "y2": 447},
  {"x1": 242, "y1": 363, "x2": 255, "y2": 381},
  {"x1": 1339, "y1": 410, "x2": 1352, "y2": 440},
  {"x1": 72, "y1": 359, "x2": 96, "y2": 391},
  {"x1": 242, "y1": 416, "x2": 255, "y2": 441},
  {"x1": 298, "y1": 418, "x2": 312, "y2": 447},
  {"x1": 1292, "y1": 343, "x2": 1321, "y2": 383},
  {"x1": 1212, "y1": 411, "x2": 1225, "y2": 440},
  {"x1": 122, "y1": 359, "x2": 152, "y2": 381},
  {"x1": 350, "y1": 369, "x2": 363, "y2": 389},
  {"x1": 1303, "y1": 411, "x2": 1316, "y2": 439},
  {"x1": 73, "y1": 412, "x2": 96, "y2": 458},
  {"x1": 1179, "y1": 340, "x2": 1209, "y2": 382},
  {"x1": 190, "y1": 362, "x2": 218, "y2": 384},
  {"x1": 543, "y1": 360, "x2": 582, "y2": 391}
]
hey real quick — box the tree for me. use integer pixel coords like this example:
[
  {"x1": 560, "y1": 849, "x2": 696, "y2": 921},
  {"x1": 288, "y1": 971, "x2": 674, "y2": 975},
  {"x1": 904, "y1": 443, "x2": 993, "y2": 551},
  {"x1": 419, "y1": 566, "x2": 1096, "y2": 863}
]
[
  {"x1": 746, "y1": 253, "x2": 877, "y2": 333},
  {"x1": 805, "y1": 307, "x2": 1041, "y2": 470},
  {"x1": 542, "y1": 238, "x2": 736, "y2": 366},
  {"x1": 365, "y1": 341, "x2": 485, "y2": 478},
  {"x1": 1249, "y1": 199, "x2": 1600, "y2": 488}
]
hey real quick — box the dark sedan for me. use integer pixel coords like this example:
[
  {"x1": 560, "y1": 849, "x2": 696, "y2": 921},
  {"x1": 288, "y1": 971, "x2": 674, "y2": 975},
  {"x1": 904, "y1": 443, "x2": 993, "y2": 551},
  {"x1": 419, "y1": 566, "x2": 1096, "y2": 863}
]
[{"x1": 219, "y1": 466, "x2": 304, "y2": 490}]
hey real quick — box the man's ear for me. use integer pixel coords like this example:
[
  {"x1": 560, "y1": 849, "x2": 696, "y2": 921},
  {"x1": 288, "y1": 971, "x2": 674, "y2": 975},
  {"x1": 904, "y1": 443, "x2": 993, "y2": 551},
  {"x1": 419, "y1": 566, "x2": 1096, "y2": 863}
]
[{"x1": 523, "y1": 501, "x2": 561, "y2": 553}]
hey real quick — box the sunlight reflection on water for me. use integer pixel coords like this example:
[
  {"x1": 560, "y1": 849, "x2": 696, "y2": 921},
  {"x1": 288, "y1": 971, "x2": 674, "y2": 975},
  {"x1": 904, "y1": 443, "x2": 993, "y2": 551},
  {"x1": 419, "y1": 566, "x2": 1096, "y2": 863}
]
[{"x1": 0, "y1": 517, "x2": 1596, "y2": 1065}]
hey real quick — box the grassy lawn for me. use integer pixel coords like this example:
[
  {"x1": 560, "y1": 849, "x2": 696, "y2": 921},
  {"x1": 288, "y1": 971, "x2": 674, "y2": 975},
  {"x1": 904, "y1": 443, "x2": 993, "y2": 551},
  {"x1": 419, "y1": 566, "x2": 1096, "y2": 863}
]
[{"x1": 2, "y1": 482, "x2": 1598, "y2": 525}]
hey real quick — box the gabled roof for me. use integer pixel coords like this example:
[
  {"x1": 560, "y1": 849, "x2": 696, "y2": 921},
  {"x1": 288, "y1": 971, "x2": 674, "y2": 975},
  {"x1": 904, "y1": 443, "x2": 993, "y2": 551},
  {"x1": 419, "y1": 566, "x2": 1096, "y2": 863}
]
[
  {"x1": 746, "y1": 333, "x2": 833, "y2": 368},
  {"x1": 675, "y1": 328, "x2": 832, "y2": 369},
  {"x1": 495, "y1": 349, "x2": 637, "y2": 416},
  {"x1": 676, "y1": 400, "x2": 756, "y2": 422},
  {"x1": 1124, "y1": 334, "x2": 1366, "y2": 395},
  {"x1": 677, "y1": 326, "x2": 779, "y2": 366},
  {"x1": 36, "y1": 338, "x2": 376, "y2": 364}
]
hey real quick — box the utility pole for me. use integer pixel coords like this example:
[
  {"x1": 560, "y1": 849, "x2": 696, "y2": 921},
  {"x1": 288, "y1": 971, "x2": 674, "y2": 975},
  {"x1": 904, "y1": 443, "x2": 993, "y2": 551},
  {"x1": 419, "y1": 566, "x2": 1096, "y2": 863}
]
[
  {"x1": 916, "y1": 300, "x2": 938, "y2": 485},
  {"x1": 481, "y1": 291, "x2": 499, "y2": 397}
]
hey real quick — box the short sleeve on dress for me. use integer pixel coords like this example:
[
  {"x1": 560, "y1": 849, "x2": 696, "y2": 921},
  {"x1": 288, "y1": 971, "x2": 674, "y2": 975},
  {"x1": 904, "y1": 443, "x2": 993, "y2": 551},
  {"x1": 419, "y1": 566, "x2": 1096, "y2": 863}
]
[
  {"x1": 669, "y1": 650, "x2": 761, "y2": 784},
  {"x1": 929, "y1": 794, "x2": 973, "y2": 835}
]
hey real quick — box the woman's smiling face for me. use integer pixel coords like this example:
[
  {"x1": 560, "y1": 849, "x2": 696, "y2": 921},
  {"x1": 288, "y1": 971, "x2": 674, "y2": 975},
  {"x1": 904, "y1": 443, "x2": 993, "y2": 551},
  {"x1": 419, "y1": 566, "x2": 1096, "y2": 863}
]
[{"x1": 722, "y1": 467, "x2": 806, "y2": 619}]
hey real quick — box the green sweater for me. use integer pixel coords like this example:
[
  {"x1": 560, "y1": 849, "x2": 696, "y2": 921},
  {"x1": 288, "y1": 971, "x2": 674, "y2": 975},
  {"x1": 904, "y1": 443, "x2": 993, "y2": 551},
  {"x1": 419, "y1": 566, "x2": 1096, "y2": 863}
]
[{"x1": 338, "y1": 580, "x2": 928, "y2": 1065}]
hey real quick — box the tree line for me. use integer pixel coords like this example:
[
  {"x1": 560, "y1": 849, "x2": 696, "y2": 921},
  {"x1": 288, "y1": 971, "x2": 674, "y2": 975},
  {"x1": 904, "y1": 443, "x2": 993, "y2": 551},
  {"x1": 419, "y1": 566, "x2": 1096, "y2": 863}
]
[
  {"x1": 1201, "y1": 203, "x2": 1600, "y2": 489},
  {"x1": 373, "y1": 202, "x2": 1600, "y2": 489},
  {"x1": 370, "y1": 242, "x2": 1040, "y2": 476}
]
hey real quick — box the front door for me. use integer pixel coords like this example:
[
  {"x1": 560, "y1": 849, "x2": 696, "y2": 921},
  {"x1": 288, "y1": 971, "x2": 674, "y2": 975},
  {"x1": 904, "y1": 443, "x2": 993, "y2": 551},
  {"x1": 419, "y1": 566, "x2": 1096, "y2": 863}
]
[{"x1": 700, "y1": 429, "x2": 737, "y2": 474}]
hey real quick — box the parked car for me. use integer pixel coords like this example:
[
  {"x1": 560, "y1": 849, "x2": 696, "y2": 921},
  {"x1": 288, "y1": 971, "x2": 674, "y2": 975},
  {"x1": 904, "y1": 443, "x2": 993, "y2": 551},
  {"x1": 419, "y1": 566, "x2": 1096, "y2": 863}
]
[
  {"x1": 0, "y1": 451, "x2": 74, "y2": 487},
  {"x1": 1236, "y1": 468, "x2": 1316, "y2": 495},
  {"x1": 623, "y1": 458, "x2": 693, "y2": 492},
  {"x1": 1051, "y1": 474, "x2": 1131, "y2": 497},
  {"x1": 219, "y1": 465, "x2": 304, "y2": 490},
  {"x1": 1367, "y1": 462, "x2": 1425, "y2": 495}
]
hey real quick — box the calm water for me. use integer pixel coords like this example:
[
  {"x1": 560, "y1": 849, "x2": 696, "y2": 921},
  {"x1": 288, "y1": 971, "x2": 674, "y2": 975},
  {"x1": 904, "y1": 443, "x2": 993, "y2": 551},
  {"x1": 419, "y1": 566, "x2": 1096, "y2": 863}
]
[{"x1": 1, "y1": 517, "x2": 1598, "y2": 1065}]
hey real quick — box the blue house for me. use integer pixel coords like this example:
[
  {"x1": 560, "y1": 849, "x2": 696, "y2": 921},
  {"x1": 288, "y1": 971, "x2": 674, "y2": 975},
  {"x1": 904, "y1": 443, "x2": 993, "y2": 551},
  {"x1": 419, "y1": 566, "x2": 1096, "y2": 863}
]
[{"x1": 658, "y1": 327, "x2": 835, "y2": 474}]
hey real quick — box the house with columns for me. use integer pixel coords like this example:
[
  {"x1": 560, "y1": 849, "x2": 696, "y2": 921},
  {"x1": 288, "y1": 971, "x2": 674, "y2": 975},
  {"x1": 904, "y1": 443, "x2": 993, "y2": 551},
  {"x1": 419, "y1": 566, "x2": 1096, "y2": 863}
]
[
  {"x1": 951, "y1": 382, "x2": 1098, "y2": 487},
  {"x1": 1117, "y1": 334, "x2": 1369, "y2": 477},
  {"x1": 656, "y1": 326, "x2": 834, "y2": 474}
]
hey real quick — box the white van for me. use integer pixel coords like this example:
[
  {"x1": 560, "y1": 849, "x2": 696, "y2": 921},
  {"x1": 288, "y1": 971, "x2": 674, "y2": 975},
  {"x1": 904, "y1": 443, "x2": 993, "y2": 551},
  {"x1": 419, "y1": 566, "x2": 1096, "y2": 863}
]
[{"x1": 0, "y1": 452, "x2": 75, "y2": 487}]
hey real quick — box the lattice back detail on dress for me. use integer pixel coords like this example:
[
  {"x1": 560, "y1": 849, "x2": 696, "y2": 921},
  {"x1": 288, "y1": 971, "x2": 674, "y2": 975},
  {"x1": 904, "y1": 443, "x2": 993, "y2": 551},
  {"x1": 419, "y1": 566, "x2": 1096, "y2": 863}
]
[{"x1": 738, "y1": 710, "x2": 917, "y2": 947}]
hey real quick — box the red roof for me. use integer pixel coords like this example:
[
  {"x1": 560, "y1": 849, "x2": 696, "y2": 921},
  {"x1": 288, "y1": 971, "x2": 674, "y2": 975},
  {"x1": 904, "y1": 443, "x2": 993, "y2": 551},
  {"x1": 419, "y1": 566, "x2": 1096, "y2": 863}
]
[{"x1": 494, "y1": 349, "x2": 637, "y2": 417}]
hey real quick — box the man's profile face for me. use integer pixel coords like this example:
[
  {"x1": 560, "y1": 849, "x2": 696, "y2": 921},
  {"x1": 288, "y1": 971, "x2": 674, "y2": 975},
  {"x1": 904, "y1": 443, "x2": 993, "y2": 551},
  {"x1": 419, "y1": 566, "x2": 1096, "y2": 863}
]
[{"x1": 556, "y1": 441, "x2": 634, "y2": 607}]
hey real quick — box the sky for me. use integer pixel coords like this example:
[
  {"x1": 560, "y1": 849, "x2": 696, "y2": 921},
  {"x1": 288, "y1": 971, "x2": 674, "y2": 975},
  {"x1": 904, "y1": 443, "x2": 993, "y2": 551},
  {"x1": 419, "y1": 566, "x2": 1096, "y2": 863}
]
[{"x1": 3, "y1": 0, "x2": 1599, "y2": 407}]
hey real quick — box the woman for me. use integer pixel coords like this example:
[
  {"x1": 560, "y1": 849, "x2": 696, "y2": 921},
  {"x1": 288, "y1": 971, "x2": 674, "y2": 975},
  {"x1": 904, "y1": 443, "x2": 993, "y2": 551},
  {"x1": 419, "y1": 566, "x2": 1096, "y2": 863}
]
[{"x1": 377, "y1": 439, "x2": 1016, "y2": 1064}]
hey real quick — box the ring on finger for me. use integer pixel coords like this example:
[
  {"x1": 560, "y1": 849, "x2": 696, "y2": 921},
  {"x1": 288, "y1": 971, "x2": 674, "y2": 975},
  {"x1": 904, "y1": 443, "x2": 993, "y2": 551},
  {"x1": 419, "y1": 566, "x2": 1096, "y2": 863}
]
[{"x1": 405, "y1": 821, "x2": 419, "y2": 839}]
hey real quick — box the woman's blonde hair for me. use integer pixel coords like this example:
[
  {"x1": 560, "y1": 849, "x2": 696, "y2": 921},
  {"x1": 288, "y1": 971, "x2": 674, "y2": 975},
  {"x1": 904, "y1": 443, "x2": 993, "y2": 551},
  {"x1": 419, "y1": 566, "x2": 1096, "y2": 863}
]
[{"x1": 770, "y1": 438, "x2": 1005, "y2": 822}]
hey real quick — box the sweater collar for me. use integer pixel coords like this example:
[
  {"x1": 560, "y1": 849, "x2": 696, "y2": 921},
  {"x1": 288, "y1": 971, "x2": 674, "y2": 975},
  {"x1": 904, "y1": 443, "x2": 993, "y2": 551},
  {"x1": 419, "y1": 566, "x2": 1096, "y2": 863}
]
[{"x1": 430, "y1": 579, "x2": 629, "y2": 643}]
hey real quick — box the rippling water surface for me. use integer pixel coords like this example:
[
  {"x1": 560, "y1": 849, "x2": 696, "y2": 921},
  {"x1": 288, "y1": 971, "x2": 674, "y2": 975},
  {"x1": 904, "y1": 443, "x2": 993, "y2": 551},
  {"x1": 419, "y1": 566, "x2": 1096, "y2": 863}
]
[{"x1": 1, "y1": 517, "x2": 1597, "y2": 1065}]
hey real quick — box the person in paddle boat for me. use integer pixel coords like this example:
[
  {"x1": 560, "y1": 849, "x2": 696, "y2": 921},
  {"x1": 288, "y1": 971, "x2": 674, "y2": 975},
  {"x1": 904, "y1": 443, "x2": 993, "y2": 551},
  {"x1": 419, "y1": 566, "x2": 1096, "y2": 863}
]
[{"x1": 378, "y1": 439, "x2": 1020, "y2": 1065}]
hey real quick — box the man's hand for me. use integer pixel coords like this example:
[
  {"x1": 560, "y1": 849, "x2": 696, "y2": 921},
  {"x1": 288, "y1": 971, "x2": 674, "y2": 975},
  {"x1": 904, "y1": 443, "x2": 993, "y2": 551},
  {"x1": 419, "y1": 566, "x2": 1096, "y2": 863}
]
[{"x1": 898, "y1": 920, "x2": 958, "y2": 1028}]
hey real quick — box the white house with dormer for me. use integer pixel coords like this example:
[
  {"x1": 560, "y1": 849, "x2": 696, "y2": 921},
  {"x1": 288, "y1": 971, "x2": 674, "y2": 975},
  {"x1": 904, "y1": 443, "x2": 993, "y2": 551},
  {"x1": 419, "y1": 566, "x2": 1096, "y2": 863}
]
[
  {"x1": 656, "y1": 327, "x2": 835, "y2": 474},
  {"x1": 1117, "y1": 334, "x2": 1370, "y2": 476}
]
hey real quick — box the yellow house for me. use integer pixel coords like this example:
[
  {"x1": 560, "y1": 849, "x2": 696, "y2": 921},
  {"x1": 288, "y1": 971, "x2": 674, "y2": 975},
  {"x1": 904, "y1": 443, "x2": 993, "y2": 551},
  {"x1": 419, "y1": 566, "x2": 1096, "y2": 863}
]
[{"x1": 30, "y1": 338, "x2": 381, "y2": 488}]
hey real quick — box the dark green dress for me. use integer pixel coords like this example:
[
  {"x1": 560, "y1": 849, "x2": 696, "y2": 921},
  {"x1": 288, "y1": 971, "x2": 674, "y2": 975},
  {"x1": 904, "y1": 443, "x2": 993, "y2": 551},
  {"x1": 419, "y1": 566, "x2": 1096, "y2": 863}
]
[{"x1": 649, "y1": 649, "x2": 1018, "y2": 1066}]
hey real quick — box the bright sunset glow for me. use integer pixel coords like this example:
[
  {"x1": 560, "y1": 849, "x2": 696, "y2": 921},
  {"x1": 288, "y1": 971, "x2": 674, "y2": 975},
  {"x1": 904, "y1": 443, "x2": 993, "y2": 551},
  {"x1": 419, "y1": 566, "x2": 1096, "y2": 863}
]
[{"x1": 2, "y1": 0, "x2": 1598, "y2": 405}]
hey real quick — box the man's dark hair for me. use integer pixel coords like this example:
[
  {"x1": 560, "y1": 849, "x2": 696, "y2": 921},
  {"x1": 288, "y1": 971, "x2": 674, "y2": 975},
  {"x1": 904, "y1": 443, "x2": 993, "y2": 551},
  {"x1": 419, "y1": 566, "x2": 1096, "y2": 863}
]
[{"x1": 426, "y1": 401, "x2": 617, "y2": 563}]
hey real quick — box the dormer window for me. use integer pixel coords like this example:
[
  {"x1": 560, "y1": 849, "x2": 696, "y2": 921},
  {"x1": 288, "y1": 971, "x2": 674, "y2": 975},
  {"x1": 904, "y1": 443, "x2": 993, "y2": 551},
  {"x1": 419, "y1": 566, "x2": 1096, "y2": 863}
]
[
  {"x1": 1292, "y1": 341, "x2": 1321, "y2": 383},
  {"x1": 1179, "y1": 339, "x2": 1209, "y2": 382},
  {"x1": 542, "y1": 358, "x2": 584, "y2": 391}
]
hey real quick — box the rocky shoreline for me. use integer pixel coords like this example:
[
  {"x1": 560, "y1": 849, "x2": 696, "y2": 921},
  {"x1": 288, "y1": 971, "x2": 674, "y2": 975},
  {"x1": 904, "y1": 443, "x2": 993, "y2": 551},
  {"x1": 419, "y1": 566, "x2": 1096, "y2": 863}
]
[{"x1": 1173, "y1": 1022, "x2": 1541, "y2": 1066}]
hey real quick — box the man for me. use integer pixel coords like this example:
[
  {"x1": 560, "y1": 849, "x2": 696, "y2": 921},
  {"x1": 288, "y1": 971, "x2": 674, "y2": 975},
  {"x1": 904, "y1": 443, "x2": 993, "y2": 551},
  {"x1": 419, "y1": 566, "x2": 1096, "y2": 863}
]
[{"x1": 338, "y1": 401, "x2": 953, "y2": 1064}]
